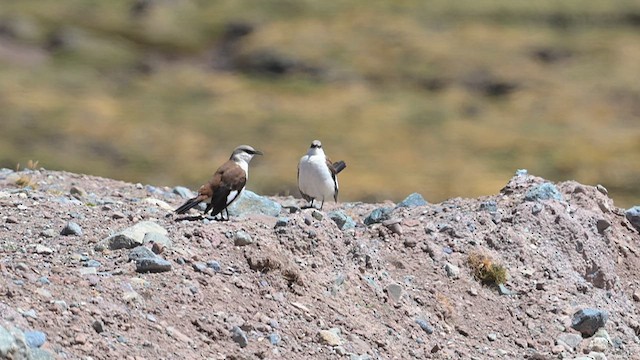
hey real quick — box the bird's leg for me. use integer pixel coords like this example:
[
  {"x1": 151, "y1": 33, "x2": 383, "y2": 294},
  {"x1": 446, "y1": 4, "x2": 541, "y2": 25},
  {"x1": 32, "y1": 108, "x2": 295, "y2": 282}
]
[{"x1": 320, "y1": 197, "x2": 325, "y2": 210}]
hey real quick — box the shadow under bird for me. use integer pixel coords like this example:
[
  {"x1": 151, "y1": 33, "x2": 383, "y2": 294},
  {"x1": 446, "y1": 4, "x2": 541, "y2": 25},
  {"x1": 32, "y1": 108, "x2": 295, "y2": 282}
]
[
  {"x1": 297, "y1": 140, "x2": 346, "y2": 210},
  {"x1": 175, "y1": 145, "x2": 263, "y2": 220}
]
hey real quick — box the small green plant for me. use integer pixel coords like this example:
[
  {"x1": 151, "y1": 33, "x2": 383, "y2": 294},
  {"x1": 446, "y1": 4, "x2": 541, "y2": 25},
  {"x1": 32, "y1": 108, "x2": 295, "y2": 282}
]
[{"x1": 467, "y1": 251, "x2": 508, "y2": 285}]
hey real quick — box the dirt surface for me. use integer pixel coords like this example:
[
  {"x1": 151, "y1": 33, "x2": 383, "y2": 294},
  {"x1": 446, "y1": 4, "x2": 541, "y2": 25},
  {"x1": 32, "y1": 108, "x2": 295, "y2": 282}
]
[{"x1": 1, "y1": 168, "x2": 639, "y2": 360}]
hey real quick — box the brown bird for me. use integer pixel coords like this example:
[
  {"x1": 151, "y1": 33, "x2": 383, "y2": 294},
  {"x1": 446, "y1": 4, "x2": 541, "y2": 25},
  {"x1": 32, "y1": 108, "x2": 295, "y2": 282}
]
[
  {"x1": 175, "y1": 145, "x2": 263, "y2": 220},
  {"x1": 297, "y1": 140, "x2": 346, "y2": 209}
]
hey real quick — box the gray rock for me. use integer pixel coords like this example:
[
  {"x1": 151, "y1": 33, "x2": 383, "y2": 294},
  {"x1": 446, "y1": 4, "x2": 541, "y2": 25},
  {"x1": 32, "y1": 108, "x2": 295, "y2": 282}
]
[
  {"x1": 498, "y1": 284, "x2": 517, "y2": 296},
  {"x1": 227, "y1": 190, "x2": 282, "y2": 217},
  {"x1": 92, "y1": 320, "x2": 104, "y2": 334},
  {"x1": 596, "y1": 219, "x2": 610, "y2": 234},
  {"x1": 397, "y1": 193, "x2": 428, "y2": 208},
  {"x1": 142, "y1": 231, "x2": 173, "y2": 249},
  {"x1": 626, "y1": 206, "x2": 640, "y2": 232},
  {"x1": 207, "y1": 261, "x2": 221, "y2": 272},
  {"x1": 364, "y1": 207, "x2": 393, "y2": 225},
  {"x1": 192, "y1": 262, "x2": 208, "y2": 273},
  {"x1": 268, "y1": 332, "x2": 281, "y2": 346},
  {"x1": 39, "y1": 229, "x2": 57, "y2": 238},
  {"x1": 24, "y1": 331, "x2": 46, "y2": 348},
  {"x1": 532, "y1": 203, "x2": 543, "y2": 214},
  {"x1": 129, "y1": 246, "x2": 157, "y2": 262},
  {"x1": 135, "y1": 258, "x2": 172, "y2": 273},
  {"x1": 234, "y1": 230, "x2": 253, "y2": 246},
  {"x1": 84, "y1": 260, "x2": 101, "y2": 268},
  {"x1": 311, "y1": 210, "x2": 324, "y2": 221},
  {"x1": 556, "y1": 332, "x2": 583, "y2": 350},
  {"x1": 35, "y1": 245, "x2": 53, "y2": 255},
  {"x1": 516, "y1": 169, "x2": 528, "y2": 176},
  {"x1": 386, "y1": 283, "x2": 403, "y2": 303},
  {"x1": 231, "y1": 326, "x2": 248, "y2": 348},
  {"x1": 100, "y1": 221, "x2": 167, "y2": 250},
  {"x1": 415, "y1": 319, "x2": 434, "y2": 334},
  {"x1": 479, "y1": 200, "x2": 498, "y2": 213},
  {"x1": 487, "y1": 333, "x2": 497, "y2": 341},
  {"x1": 173, "y1": 186, "x2": 195, "y2": 199},
  {"x1": 274, "y1": 217, "x2": 289, "y2": 228},
  {"x1": 524, "y1": 182, "x2": 563, "y2": 202},
  {"x1": 60, "y1": 222, "x2": 82, "y2": 236},
  {"x1": 572, "y1": 309, "x2": 608, "y2": 337},
  {"x1": 328, "y1": 211, "x2": 356, "y2": 230},
  {"x1": 444, "y1": 263, "x2": 460, "y2": 279}
]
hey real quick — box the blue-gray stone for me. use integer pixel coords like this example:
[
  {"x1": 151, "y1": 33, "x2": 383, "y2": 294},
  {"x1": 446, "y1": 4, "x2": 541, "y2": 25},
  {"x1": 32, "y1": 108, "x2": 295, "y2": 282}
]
[
  {"x1": 479, "y1": 201, "x2": 497, "y2": 213},
  {"x1": 234, "y1": 230, "x2": 253, "y2": 246},
  {"x1": 173, "y1": 186, "x2": 195, "y2": 199},
  {"x1": 37, "y1": 277, "x2": 50, "y2": 285},
  {"x1": 524, "y1": 183, "x2": 563, "y2": 202},
  {"x1": 532, "y1": 203, "x2": 543, "y2": 215},
  {"x1": 268, "y1": 332, "x2": 281, "y2": 346},
  {"x1": 625, "y1": 206, "x2": 640, "y2": 232},
  {"x1": 100, "y1": 221, "x2": 168, "y2": 250},
  {"x1": 498, "y1": 283, "x2": 517, "y2": 296},
  {"x1": 129, "y1": 246, "x2": 157, "y2": 262},
  {"x1": 572, "y1": 309, "x2": 608, "y2": 337},
  {"x1": 13, "y1": 280, "x2": 24, "y2": 286},
  {"x1": 328, "y1": 211, "x2": 356, "y2": 230},
  {"x1": 192, "y1": 262, "x2": 207, "y2": 273},
  {"x1": 24, "y1": 330, "x2": 46, "y2": 348},
  {"x1": 274, "y1": 217, "x2": 289, "y2": 228},
  {"x1": 364, "y1": 207, "x2": 393, "y2": 225},
  {"x1": 415, "y1": 319, "x2": 434, "y2": 334},
  {"x1": 142, "y1": 232, "x2": 173, "y2": 249},
  {"x1": 397, "y1": 193, "x2": 428, "y2": 208},
  {"x1": 207, "y1": 261, "x2": 221, "y2": 272},
  {"x1": 60, "y1": 222, "x2": 82, "y2": 236},
  {"x1": 231, "y1": 326, "x2": 248, "y2": 348},
  {"x1": 84, "y1": 260, "x2": 101, "y2": 268},
  {"x1": 227, "y1": 190, "x2": 282, "y2": 217},
  {"x1": 516, "y1": 169, "x2": 528, "y2": 176},
  {"x1": 135, "y1": 258, "x2": 172, "y2": 273}
]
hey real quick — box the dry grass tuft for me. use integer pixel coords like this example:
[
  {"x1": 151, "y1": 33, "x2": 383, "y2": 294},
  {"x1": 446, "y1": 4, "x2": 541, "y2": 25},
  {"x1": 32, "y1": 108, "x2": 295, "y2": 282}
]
[{"x1": 467, "y1": 250, "x2": 508, "y2": 285}]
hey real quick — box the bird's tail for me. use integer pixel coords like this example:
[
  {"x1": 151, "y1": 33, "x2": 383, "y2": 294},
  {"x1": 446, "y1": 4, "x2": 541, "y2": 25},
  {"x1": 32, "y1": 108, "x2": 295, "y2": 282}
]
[
  {"x1": 175, "y1": 197, "x2": 201, "y2": 214},
  {"x1": 332, "y1": 160, "x2": 346, "y2": 174}
]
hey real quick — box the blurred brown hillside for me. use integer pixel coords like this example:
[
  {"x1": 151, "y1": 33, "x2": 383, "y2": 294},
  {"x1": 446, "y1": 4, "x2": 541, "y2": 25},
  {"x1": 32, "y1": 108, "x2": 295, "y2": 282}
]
[{"x1": 0, "y1": 1, "x2": 639, "y2": 206}]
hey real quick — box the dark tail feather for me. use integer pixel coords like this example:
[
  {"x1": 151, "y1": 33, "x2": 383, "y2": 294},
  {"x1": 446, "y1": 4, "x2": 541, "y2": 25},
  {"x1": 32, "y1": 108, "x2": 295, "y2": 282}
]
[
  {"x1": 332, "y1": 160, "x2": 346, "y2": 174},
  {"x1": 175, "y1": 197, "x2": 201, "y2": 214}
]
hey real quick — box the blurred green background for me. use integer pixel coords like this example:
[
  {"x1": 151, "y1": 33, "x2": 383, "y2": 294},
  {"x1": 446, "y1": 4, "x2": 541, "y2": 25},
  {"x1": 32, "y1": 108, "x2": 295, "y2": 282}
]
[{"x1": 1, "y1": 0, "x2": 639, "y2": 206}]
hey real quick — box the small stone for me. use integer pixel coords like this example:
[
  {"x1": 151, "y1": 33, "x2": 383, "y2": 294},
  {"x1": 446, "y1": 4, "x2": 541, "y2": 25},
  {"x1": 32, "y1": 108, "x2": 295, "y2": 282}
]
[
  {"x1": 328, "y1": 211, "x2": 356, "y2": 230},
  {"x1": 129, "y1": 246, "x2": 156, "y2": 262},
  {"x1": 479, "y1": 200, "x2": 498, "y2": 213},
  {"x1": 227, "y1": 190, "x2": 282, "y2": 218},
  {"x1": 318, "y1": 329, "x2": 342, "y2": 346},
  {"x1": 625, "y1": 206, "x2": 640, "y2": 232},
  {"x1": 143, "y1": 231, "x2": 173, "y2": 249},
  {"x1": 596, "y1": 219, "x2": 610, "y2": 234},
  {"x1": 386, "y1": 283, "x2": 403, "y2": 303},
  {"x1": 135, "y1": 258, "x2": 172, "y2": 273},
  {"x1": 596, "y1": 184, "x2": 608, "y2": 195},
  {"x1": 268, "y1": 332, "x2": 281, "y2": 346},
  {"x1": 557, "y1": 332, "x2": 583, "y2": 351},
  {"x1": 589, "y1": 337, "x2": 609, "y2": 352},
  {"x1": 61, "y1": 222, "x2": 83, "y2": 236},
  {"x1": 468, "y1": 288, "x2": 478, "y2": 296},
  {"x1": 231, "y1": 326, "x2": 248, "y2": 348},
  {"x1": 92, "y1": 320, "x2": 104, "y2": 333},
  {"x1": 415, "y1": 319, "x2": 434, "y2": 334},
  {"x1": 571, "y1": 309, "x2": 608, "y2": 337},
  {"x1": 84, "y1": 260, "x2": 101, "y2": 268},
  {"x1": 70, "y1": 186, "x2": 87, "y2": 199},
  {"x1": 151, "y1": 242, "x2": 164, "y2": 255},
  {"x1": 498, "y1": 284, "x2": 517, "y2": 296},
  {"x1": 173, "y1": 186, "x2": 195, "y2": 198},
  {"x1": 516, "y1": 169, "x2": 528, "y2": 176},
  {"x1": 40, "y1": 229, "x2": 57, "y2": 238},
  {"x1": 524, "y1": 182, "x2": 563, "y2": 202},
  {"x1": 532, "y1": 203, "x2": 543, "y2": 215},
  {"x1": 551, "y1": 344, "x2": 565, "y2": 354},
  {"x1": 234, "y1": 231, "x2": 253, "y2": 246},
  {"x1": 74, "y1": 333, "x2": 88, "y2": 345},
  {"x1": 5, "y1": 216, "x2": 18, "y2": 224},
  {"x1": 100, "y1": 221, "x2": 167, "y2": 250},
  {"x1": 444, "y1": 263, "x2": 460, "y2": 279},
  {"x1": 397, "y1": 193, "x2": 428, "y2": 207},
  {"x1": 206, "y1": 261, "x2": 221, "y2": 272},
  {"x1": 311, "y1": 210, "x2": 324, "y2": 221},
  {"x1": 274, "y1": 217, "x2": 289, "y2": 228},
  {"x1": 487, "y1": 333, "x2": 497, "y2": 341},
  {"x1": 35, "y1": 244, "x2": 54, "y2": 255},
  {"x1": 633, "y1": 291, "x2": 640, "y2": 302},
  {"x1": 382, "y1": 218, "x2": 403, "y2": 235},
  {"x1": 364, "y1": 207, "x2": 393, "y2": 225},
  {"x1": 24, "y1": 330, "x2": 47, "y2": 348},
  {"x1": 192, "y1": 262, "x2": 208, "y2": 273}
]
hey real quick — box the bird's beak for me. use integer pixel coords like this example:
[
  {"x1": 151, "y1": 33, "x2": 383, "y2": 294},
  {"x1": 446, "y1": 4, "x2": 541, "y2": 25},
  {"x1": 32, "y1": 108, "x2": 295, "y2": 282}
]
[{"x1": 253, "y1": 150, "x2": 263, "y2": 156}]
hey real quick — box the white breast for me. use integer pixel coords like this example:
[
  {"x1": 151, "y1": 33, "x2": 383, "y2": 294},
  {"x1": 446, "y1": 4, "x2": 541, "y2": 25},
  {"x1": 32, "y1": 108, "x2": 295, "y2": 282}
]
[{"x1": 298, "y1": 154, "x2": 337, "y2": 201}]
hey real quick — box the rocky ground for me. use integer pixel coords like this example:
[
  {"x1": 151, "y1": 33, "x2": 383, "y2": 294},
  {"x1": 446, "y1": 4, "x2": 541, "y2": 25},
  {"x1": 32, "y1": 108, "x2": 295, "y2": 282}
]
[{"x1": 1, "y1": 168, "x2": 640, "y2": 360}]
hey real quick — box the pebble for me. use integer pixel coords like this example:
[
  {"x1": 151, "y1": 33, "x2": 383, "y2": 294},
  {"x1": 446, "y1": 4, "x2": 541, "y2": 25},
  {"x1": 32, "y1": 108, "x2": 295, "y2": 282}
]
[
  {"x1": 92, "y1": 320, "x2": 105, "y2": 333},
  {"x1": 328, "y1": 211, "x2": 356, "y2": 230},
  {"x1": 231, "y1": 326, "x2": 249, "y2": 348},
  {"x1": 382, "y1": 218, "x2": 402, "y2": 235},
  {"x1": 40, "y1": 229, "x2": 57, "y2": 238},
  {"x1": 35, "y1": 244, "x2": 54, "y2": 255},
  {"x1": 364, "y1": 207, "x2": 393, "y2": 225},
  {"x1": 386, "y1": 283, "x2": 403, "y2": 303},
  {"x1": 311, "y1": 210, "x2": 324, "y2": 221},
  {"x1": 24, "y1": 330, "x2": 47, "y2": 348},
  {"x1": 135, "y1": 258, "x2": 172, "y2": 273},
  {"x1": 60, "y1": 221, "x2": 83, "y2": 236},
  {"x1": 444, "y1": 263, "x2": 460, "y2": 279},
  {"x1": 397, "y1": 192, "x2": 428, "y2": 207},
  {"x1": 268, "y1": 332, "x2": 281, "y2": 346},
  {"x1": 5, "y1": 216, "x2": 18, "y2": 224},
  {"x1": 143, "y1": 231, "x2": 173, "y2": 249},
  {"x1": 192, "y1": 262, "x2": 208, "y2": 273},
  {"x1": 84, "y1": 260, "x2": 101, "y2": 268},
  {"x1": 571, "y1": 309, "x2": 608, "y2": 337},
  {"x1": 129, "y1": 246, "x2": 157, "y2": 262},
  {"x1": 207, "y1": 261, "x2": 221, "y2": 272},
  {"x1": 532, "y1": 203, "x2": 543, "y2": 215},
  {"x1": 524, "y1": 182, "x2": 563, "y2": 202},
  {"x1": 596, "y1": 219, "x2": 610, "y2": 234},
  {"x1": 487, "y1": 333, "x2": 497, "y2": 341},
  {"x1": 556, "y1": 332, "x2": 583, "y2": 351},
  {"x1": 100, "y1": 221, "x2": 167, "y2": 250},
  {"x1": 318, "y1": 329, "x2": 342, "y2": 346},
  {"x1": 173, "y1": 186, "x2": 195, "y2": 198},
  {"x1": 589, "y1": 337, "x2": 609, "y2": 352},
  {"x1": 234, "y1": 230, "x2": 253, "y2": 246},
  {"x1": 274, "y1": 217, "x2": 289, "y2": 228},
  {"x1": 415, "y1": 319, "x2": 434, "y2": 334},
  {"x1": 625, "y1": 206, "x2": 640, "y2": 232}
]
